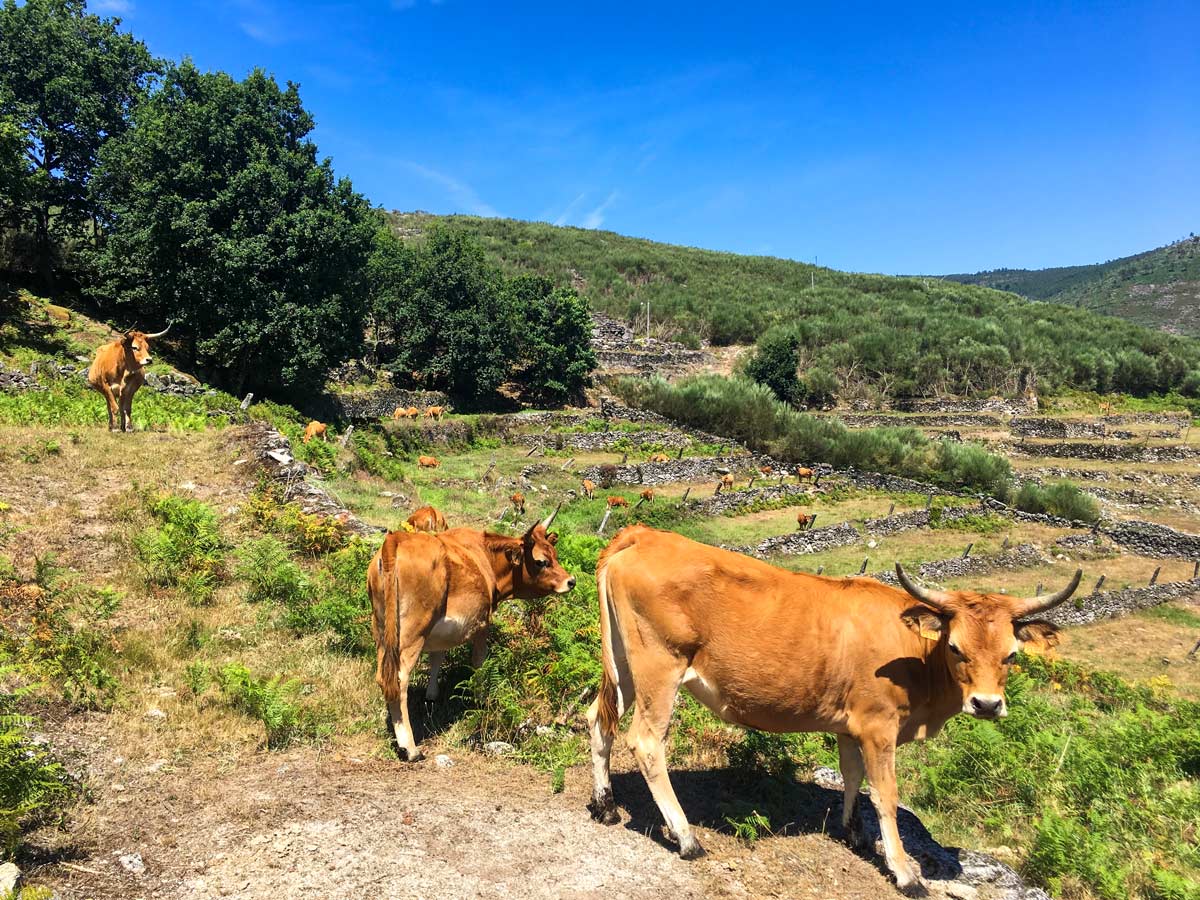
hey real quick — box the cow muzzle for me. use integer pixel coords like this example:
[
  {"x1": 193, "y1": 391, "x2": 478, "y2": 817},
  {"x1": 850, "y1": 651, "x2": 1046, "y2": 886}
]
[
  {"x1": 555, "y1": 576, "x2": 576, "y2": 594},
  {"x1": 965, "y1": 694, "x2": 1006, "y2": 719}
]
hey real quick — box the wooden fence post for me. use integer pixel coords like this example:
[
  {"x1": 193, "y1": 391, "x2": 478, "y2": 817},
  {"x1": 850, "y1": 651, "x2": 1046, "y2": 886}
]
[
  {"x1": 962, "y1": 543, "x2": 973, "y2": 559},
  {"x1": 677, "y1": 446, "x2": 685, "y2": 459},
  {"x1": 1092, "y1": 574, "x2": 1106, "y2": 595},
  {"x1": 925, "y1": 494, "x2": 933, "y2": 510},
  {"x1": 859, "y1": 558, "x2": 869, "y2": 575},
  {"x1": 748, "y1": 476, "x2": 756, "y2": 489},
  {"x1": 1035, "y1": 583, "x2": 1042, "y2": 597},
  {"x1": 339, "y1": 425, "x2": 354, "y2": 448},
  {"x1": 240, "y1": 392, "x2": 254, "y2": 410},
  {"x1": 1002, "y1": 537, "x2": 1011, "y2": 551},
  {"x1": 816, "y1": 566, "x2": 824, "y2": 575},
  {"x1": 620, "y1": 452, "x2": 628, "y2": 465},
  {"x1": 597, "y1": 508, "x2": 612, "y2": 536},
  {"x1": 525, "y1": 446, "x2": 538, "y2": 458},
  {"x1": 636, "y1": 465, "x2": 644, "y2": 484},
  {"x1": 560, "y1": 457, "x2": 575, "y2": 470},
  {"x1": 887, "y1": 503, "x2": 895, "y2": 516},
  {"x1": 1194, "y1": 560, "x2": 1199, "y2": 579},
  {"x1": 714, "y1": 482, "x2": 723, "y2": 496},
  {"x1": 808, "y1": 514, "x2": 817, "y2": 530},
  {"x1": 680, "y1": 487, "x2": 691, "y2": 502}
]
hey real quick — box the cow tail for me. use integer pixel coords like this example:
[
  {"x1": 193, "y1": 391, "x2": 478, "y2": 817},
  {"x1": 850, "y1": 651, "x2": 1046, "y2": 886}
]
[
  {"x1": 594, "y1": 541, "x2": 625, "y2": 739},
  {"x1": 381, "y1": 562, "x2": 404, "y2": 703}
]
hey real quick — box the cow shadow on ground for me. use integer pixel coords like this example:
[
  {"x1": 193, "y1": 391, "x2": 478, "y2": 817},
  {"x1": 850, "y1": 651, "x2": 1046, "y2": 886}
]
[{"x1": 608, "y1": 767, "x2": 968, "y2": 884}]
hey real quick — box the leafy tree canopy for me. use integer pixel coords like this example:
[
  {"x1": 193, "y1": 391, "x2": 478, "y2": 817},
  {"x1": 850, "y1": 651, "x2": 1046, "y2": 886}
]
[{"x1": 88, "y1": 62, "x2": 375, "y2": 397}]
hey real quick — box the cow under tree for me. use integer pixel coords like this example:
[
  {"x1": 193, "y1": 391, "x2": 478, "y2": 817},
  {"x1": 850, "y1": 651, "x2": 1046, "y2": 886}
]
[
  {"x1": 368, "y1": 505, "x2": 575, "y2": 762},
  {"x1": 585, "y1": 525, "x2": 1080, "y2": 895},
  {"x1": 86, "y1": 324, "x2": 171, "y2": 432}
]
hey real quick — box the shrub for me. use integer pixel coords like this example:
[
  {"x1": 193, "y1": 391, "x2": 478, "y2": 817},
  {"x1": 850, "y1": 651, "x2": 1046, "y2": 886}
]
[
  {"x1": 1015, "y1": 480, "x2": 1100, "y2": 523},
  {"x1": 236, "y1": 537, "x2": 310, "y2": 606},
  {"x1": 134, "y1": 492, "x2": 227, "y2": 603},
  {"x1": 0, "y1": 658, "x2": 75, "y2": 857},
  {"x1": 246, "y1": 485, "x2": 348, "y2": 555},
  {"x1": 218, "y1": 663, "x2": 303, "y2": 749}
]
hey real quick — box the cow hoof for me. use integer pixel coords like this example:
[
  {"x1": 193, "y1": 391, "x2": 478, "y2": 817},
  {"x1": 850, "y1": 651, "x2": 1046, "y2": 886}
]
[
  {"x1": 401, "y1": 748, "x2": 425, "y2": 763},
  {"x1": 897, "y1": 877, "x2": 928, "y2": 898},
  {"x1": 678, "y1": 836, "x2": 706, "y2": 860},
  {"x1": 587, "y1": 790, "x2": 621, "y2": 825}
]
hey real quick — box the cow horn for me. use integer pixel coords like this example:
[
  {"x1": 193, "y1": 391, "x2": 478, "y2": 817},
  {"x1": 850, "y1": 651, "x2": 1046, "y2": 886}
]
[
  {"x1": 144, "y1": 322, "x2": 173, "y2": 339},
  {"x1": 542, "y1": 502, "x2": 561, "y2": 531},
  {"x1": 894, "y1": 563, "x2": 950, "y2": 613},
  {"x1": 1013, "y1": 569, "x2": 1082, "y2": 618}
]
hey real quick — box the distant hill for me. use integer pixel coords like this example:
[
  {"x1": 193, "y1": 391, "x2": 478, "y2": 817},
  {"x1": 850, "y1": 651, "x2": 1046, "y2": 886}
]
[
  {"x1": 384, "y1": 212, "x2": 1200, "y2": 401},
  {"x1": 946, "y1": 236, "x2": 1200, "y2": 337}
]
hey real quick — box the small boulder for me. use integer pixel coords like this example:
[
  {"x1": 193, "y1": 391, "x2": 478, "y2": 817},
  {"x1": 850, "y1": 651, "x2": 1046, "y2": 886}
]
[
  {"x1": 0, "y1": 862, "x2": 20, "y2": 895},
  {"x1": 435, "y1": 754, "x2": 454, "y2": 768},
  {"x1": 483, "y1": 741, "x2": 515, "y2": 756}
]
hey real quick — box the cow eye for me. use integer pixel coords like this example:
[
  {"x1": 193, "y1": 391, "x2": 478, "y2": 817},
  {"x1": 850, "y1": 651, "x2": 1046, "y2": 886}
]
[
  {"x1": 535, "y1": 558, "x2": 549, "y2": 569},
  {"x1": 1003, "y1": 652, "x2": 1017, "y2": 665},
  {"x1": 948, "y1": 643, "x2": 966, "y2": 660}
]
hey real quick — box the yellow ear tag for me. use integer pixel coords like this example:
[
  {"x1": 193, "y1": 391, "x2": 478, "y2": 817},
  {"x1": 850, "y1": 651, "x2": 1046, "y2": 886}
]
[{"x1": 919, "y1": 629, "x2": 940, "y2": 641}]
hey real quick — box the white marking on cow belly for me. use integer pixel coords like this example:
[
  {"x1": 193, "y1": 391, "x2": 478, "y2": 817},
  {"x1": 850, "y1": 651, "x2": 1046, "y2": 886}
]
[
  {"x1": 681, "y1": 667, "x2": 735, "y2": 723},
  {"x1": 425, "y1": 616, "x2": 471, "y2": 651}
]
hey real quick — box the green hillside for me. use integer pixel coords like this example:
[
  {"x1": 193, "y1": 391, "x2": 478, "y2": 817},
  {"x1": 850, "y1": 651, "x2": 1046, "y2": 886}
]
[
  {"x1": 388, "y1": 212, "x2": 1200, "y2": 401},
  {"x1": 946, "y1": 236, "x2": 1200, "y2": 337}
]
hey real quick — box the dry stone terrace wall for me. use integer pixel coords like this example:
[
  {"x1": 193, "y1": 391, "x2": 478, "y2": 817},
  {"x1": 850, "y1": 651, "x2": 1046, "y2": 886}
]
[
  {"x1": 330, "y1": 388, "x2": 449, "y2": 421},
  {"x1": 1011, "y1": 417, "x2": 1106, "y2": 439},
  {"x1": 1011, "y1": 441, "x2": 1200, "y2": 463},
  {"x1": 1040, "y1": 578, "x2": 1200, "y2": 628},
  {"x1": 237, "y1": 424, "x2": 382, "y2": 536},
  {"x1": 1025, "y1": 465, "x2": 1200, "y2": 492},
  {"x1": 835, "y1": 412, "x2": 1006, "y2": 429},
  {"x1": 687, "y1": 482, "x2": 816, "y2": 516},
  {"x1": 891, "y1": 396, "x2": 1038, "y2": 415},
  {"x1": 578, "y1": 455, "x2": 768, "y2": 487},
  {"x1": 869, "y1": 544, "x2": 1046, "y2": 584},
  {"x1": 530, "y1": 429, "x2": 693, "y2": 452}
]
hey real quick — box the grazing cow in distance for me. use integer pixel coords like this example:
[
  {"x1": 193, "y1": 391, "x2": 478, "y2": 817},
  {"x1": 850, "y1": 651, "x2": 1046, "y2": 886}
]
[
  {"x1": 759, "y1": 465, "x2": 774, "y2": 477},
  {"x1": 391, "y1": 407, "x2": 408, "y2": 421},
  {"x1": 795, "y1": 511, "x2": 813, "y2": 530},
  {"x1": 649, "y1": 452, "x2": 670, "y2": 463},
  {"x1": 795, "y1": 466, "x2": 815, "y2": 482},
  {"x1": 406, "y1": 505, "x2": 448, "y2": 533},
  {"x1": 510, "y1": 491, "x2": 527, "y2": 515},
  {"x1": 586, "y1": 525, "x2": 1080, "y2": 894},
  {"x1": 424, "y1": 406, "x2": 445, "y2": 420},
  {"x1": 368, "y1": 506, "x2": 574, "y2": 761},
  {"x1": 405, "y1": 406, "x2": 420, "y2": 420},
  {"x1": 719, "y1": 473, "x2": 735, "y2": 491},
  {"x1": 417, "y1": 455, "x2": 440, "y2": 469},
  {"x1": 86, "y1": 324, "x2": 171, "y2": 432},
  {"x1": 303, "y1": 421, "x2": 327, "y2": 444},
  {"x1": 582, "y1": 479, "x2": 597, "y2": 499},
  {"x1": 606, "y1": 496, "x2": 629, "y2": 509},
  {"x1": 638, "y1": 488, "x2": 655, "y2": 504}
]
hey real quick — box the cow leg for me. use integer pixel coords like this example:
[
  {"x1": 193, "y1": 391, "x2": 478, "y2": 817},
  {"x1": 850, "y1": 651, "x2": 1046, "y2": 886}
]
[
  {"x1": 627, "y1": 673, "x2": 702, "y2": 859},
  {"x1": 837, "y1": 734, "x2": 868, "y2": 850},
  {"x1": 98, "y1": 382, "x2": 119, "y2": 431},
  {"x1": 424, "y1": 651, "x2": 446, "y2": 701},
  {"x1": 586, "y1": 659, "x2": 633, "y2": 826},
  {"x1": 119, "y1": 387, "x2": 133, "y2": 432},
  {"x1": 860, "y1": 736, "x2": 925, "y2": 896},
  {"x1": 470, "y1": 629, "x2": 489, "y2": 669},
  {"x1": 388, "y1": 639, "x2": 426, "y2": 762}
]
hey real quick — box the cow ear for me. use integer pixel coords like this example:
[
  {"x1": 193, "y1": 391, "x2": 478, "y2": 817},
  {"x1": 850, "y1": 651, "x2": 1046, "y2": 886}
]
[
  {"x1": 1015, "y1": 620, "x2": 1060, "y2": 651},
  {"x1": 901, "y1": 606, "x2": 947, "y2": 641},
  {"x1": 546, "y1": 532, "x2": 558, "y2": 545},
  {"x1": 122, "y1": 331, "x2": 135, "y2": 345},
  {"x1": 505, "y1": 546, "x2": 523, "y2": 567}
]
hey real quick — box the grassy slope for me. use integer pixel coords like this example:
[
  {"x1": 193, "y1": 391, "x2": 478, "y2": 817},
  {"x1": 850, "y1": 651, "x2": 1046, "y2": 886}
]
[{"x1": 947, "y1": 235, "x2": 1200, "y2": 336}]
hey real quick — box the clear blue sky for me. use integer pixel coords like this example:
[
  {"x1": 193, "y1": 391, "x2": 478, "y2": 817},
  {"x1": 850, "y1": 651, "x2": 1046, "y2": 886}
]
[{"x1": 94, "y1": 0, "x2": 1200, "y2": 274}]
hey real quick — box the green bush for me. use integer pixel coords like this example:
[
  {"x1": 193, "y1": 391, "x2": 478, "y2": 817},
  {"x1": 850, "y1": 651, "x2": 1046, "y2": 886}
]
[
  {"x1": 218, "y1": 662, "x2": 304, "y2": 750},
  {"x1": 236, "y1": 537, "x2": 310, "y2": 607},
  {"x1": 134, "y1": 492, "x2": 228, "y2": 603},
  {"x1": 1014, "y1": 480, "x2": 1100, "y2": 523},
  {"x1": 0, "y1": 659, "x2": 75, "y2": 857}
]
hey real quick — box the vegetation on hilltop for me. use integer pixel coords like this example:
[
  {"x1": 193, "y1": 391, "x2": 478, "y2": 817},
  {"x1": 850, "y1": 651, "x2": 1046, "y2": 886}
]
[
  {"x1": 948, "y1": 235, "x2": 1200, "y2": 338},
  {"x1": 0, "y1": 2, "x2": 596, "y2": 409},
  {"x1": 390, "y1": 213, "x2": 1200, "y2": 403}
]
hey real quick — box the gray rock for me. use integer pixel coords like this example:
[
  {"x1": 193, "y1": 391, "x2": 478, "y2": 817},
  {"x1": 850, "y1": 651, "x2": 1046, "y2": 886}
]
[
  {"x1": 483, "y1": 741, "x2": 515, "y2": 756},
  {"x1": 0, "y1": 862, "x2": 20, "y2": 895},
  {"x1": 116, "y1": 851, "x2": 146, "y2": 875}
]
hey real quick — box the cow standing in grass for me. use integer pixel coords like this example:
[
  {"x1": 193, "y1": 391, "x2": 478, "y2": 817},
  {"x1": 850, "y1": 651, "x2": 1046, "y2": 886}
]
[
  {"x1": 417, "y1": 455, "x2": 440, "y2": 469},
  {"x1": 586, "y1": 525, "x2": 1080, "y2": 895},
  {"x1": 406, "y1": 505, "x2": 448, "y2": 533},
  {"x1": 510, "y1": 492, "x2": 526, "y2": 515},
  {"x1": 87, "y1": 324, "x2": 171, "y2": 432},
  {"x1": 303, "y1": 421, "x2": 327, "y2": 443},
  {"x1": 368, "y1": 507, "x2": 574, "y2": 761},
  {"x1": 582, "y1": 479, "x2": 597, "y2": 499}
]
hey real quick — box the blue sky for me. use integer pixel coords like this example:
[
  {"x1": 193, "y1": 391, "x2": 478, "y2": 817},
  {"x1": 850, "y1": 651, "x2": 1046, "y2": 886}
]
[{"x1": 94, "y1": 0, "x2": 1199, "y2": 274}]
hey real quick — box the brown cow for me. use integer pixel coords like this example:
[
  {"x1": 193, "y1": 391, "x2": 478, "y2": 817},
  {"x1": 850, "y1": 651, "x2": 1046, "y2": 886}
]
[
  {"x1": 795, "y1": 511, "x2": 813, "y2": 530},
  {"x1": 406, "y1": 505, "x2": 448, "y2": 533},
  {"x1": 582, "y1": 479, "x2": 597, "y2": 499},
  {"x1": 405, "y1": 406, "x2": 420, "y2": 420},
  {"x1": 649, "y1": 452, "x2": 670, "y2": 463},
  {"x1": 391, "y1": 407, "x2": 407, "y2": 421},
  {"x1": 719, "y1": 473, "x2": 735, "y2": 490},
  {"x1": 606, "y1": 496, "x2": 629, "y2": 509},
  {"x1": 303, "y1": 421, "x2": 327, "y2": 443},
  {"x1": 638, "y1": 488, "x2": 655, "y2": 504},
  {"x1": 417, "y1": 455, "x2": 440, "y2": 468},
  {"x1": 586, "y1": 526, "x2": 1079, "y2": 894},
  {"x1": 510, "y1": 491, "x2": 526, "y2": 515},
  {"x1": 759, "y1": 465, "x2": 774, "y2": 477},
  {"x1": 86, "y1": 324, "x2": 171, "y2": 432},
  {"x1": 424, "y1": 406, "x2": 445, "y2": 420},
  {"x1": 368, "y1": 507, "x2": 575, "y2": 761},
  {"x1": 795, "y1": 466, "x2": 815, "y2": 482}
]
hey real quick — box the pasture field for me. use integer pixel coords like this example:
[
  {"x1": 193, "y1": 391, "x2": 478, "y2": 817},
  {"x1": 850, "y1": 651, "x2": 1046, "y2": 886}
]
[{"x1": 2, "y1": 296, "x2": 1199, "y2": 900}]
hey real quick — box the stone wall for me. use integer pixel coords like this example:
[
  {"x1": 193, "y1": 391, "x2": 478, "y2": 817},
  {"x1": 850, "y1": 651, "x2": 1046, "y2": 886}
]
[
  {"x1": 745, "y1": 522, "x2": 861, "y2": 556},
  {"x1": 870, "y1": 544, "x2": 1046, "y2": 584},
  {"x1": 836, "y1": 412, "x2": 1005, "y2": 429},
  {"x1": 330, "y1": 388, "x2": 449, "y2": 421},
  {"x1": 0, "y1": 362, "x2": 45, "y2": 392},
  {"x1": 579, "y1": 455, "x2": 766, "y2": 487},
  {"x1": 686, "y1": 483, "x2": 816, "y2": 516},
  {"x1": 1012, "y1": 441, "x2": 1200, "y2": 463},
  {"x1": 1011, "y1": 417, "x2": 1106, "y2": 439},
  {"x1": 1042, "y1": 578, "x2": 1200, "y2": 627},
  {"x1": 529, "y1": 429, "x2": 693, "y2": 452},
  {"x1": 890, "y1": 396, "x2": 1038, "y2": 415}
]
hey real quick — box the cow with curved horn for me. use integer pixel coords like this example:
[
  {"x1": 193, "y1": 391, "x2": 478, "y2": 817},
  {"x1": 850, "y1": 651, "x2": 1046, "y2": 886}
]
[
  {"x1": 586, "y1": 525, "x2": 1082, "y2": 895},
  {"x1": 87, "y1": 322, "x2": 172, "y2": 432},
  {"x1": 367, "y1": 501, "x2": 573, "y2": 762}
]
